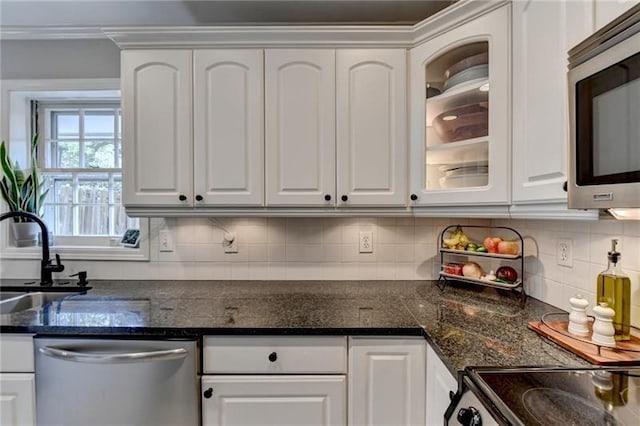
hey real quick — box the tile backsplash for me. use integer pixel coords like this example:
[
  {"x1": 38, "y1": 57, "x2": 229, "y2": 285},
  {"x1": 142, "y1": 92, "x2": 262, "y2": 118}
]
[{"x1": 2, "y1": 216, "x2": 639, "y2": 325}]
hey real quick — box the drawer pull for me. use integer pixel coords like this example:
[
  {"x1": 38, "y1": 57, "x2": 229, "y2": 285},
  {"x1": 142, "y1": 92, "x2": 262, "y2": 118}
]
[
  {"x1": 268, "y1": 352, "x2": 278, "y2": 362},
  {"x1": 203, "y1": 387, "x2": 213, "y2": 399}
]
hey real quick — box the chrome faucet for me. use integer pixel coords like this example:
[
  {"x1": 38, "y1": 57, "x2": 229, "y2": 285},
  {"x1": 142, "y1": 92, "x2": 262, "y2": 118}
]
[{"x1": 0, "y1": 211, "x2": 64, "y2": 285}]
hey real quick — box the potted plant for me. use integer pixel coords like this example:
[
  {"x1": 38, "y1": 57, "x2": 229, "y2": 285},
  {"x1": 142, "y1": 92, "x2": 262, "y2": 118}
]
[{"x1": 0, "y1": 134, "x2": 49, "y2": 246}]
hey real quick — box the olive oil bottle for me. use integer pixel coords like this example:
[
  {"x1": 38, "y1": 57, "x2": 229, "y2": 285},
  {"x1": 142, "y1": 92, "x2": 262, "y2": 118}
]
[{"x1": 596, "y1": 239, "x2": 631, "y2": 341}]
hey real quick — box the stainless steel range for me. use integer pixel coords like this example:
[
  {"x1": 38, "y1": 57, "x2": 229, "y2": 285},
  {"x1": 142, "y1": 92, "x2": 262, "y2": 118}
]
[{"x1": 446, "y1": 366, "x2": 640, "y2": 425}]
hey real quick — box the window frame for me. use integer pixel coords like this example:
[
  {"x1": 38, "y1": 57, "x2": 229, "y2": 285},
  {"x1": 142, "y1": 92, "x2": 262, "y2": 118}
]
[
  {"x1": 37, "y1": 100, "x2": 133, "y2": 242},
  {"x1": 0, "y1": 79, "x2": 149, "y2": 261}
]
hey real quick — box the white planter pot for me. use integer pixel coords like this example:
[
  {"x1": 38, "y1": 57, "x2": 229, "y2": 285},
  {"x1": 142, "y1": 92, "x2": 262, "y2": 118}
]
[{"x1": 10, "y1": 221, "x2": 40, "y2": 247}]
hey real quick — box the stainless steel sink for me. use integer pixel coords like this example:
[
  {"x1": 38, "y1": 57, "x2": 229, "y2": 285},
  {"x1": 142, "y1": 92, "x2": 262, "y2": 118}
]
[{"x1": 0, "y1": 292, "x2": 82, "y2": 314}]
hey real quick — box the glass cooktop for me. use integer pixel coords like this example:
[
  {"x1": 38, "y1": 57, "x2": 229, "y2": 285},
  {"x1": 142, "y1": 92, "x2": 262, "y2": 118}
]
[{"x1": 469, "y1": 367, "x2": 640, "y2": 426}]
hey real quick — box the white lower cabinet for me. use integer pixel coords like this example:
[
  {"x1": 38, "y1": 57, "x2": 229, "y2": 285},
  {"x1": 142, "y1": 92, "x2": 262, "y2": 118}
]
[
  {"x1": 201, "y1": 375, "x2": 346, "y2": 426},
  {"x1": 348, "y1": 337, "x2": 426, "y2": 426},
  {"x1": 425, "y1": 344, "x2": 457, "y2": 426},
  {"x1": 201, "y1": 336, "x2": 347, "y2": 426},
  {"x1": 0, "y1": 335, "x2": 35, "y2": 426},
  {"x1": 0, "y1": 374, "x2": 36, "y2": 426}
]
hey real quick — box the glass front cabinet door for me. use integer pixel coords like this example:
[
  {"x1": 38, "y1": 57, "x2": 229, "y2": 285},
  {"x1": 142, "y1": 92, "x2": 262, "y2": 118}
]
[{"x1": 409, "y1": 4, "x2": 510, "y2": 206}]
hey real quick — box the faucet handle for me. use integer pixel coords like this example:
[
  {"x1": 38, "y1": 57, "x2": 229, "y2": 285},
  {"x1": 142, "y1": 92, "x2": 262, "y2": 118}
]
[
  {"x1": 70, "y1": 271, "x2": 88, "y2": 287},
  {"x1": 49, "y1": 253, "x2": 65, "y2": 272}
]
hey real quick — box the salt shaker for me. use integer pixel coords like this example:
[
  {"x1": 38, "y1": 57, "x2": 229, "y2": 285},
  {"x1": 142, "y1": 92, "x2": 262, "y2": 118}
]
[
  {"x1": 568, "y1": 294, "x2": 590, "y2": 337},
  {"x1": 592, "y1": 303, "x2": 616, "y2": 347}
]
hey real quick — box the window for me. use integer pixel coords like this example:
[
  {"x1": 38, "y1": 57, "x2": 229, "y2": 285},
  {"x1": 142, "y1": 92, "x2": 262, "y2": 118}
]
[{"x1": 36, "y1": 100, "x2": 138, "y2": 245}]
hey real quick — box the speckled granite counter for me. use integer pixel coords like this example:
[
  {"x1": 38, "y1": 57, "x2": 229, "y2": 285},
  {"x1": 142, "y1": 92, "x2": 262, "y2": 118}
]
[{"x1": 0, "y1": 280, "x2": 587, "y2": 374}]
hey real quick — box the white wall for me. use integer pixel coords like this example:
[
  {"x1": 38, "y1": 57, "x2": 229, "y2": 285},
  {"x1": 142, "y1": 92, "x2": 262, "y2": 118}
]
[{"x1": 0, "y1": 40, "x2": 120, "y2": 79}]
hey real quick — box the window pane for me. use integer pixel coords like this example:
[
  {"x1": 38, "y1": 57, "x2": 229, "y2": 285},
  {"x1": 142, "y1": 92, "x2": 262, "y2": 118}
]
[
  {"x1": 53, "y1": 178, "x2": 73, "y2": 204},
  {"x1": 113, "y1": 206, "x2": 129, "y2": 235},
  {"x1": 78, "y1": 178, "x2": 109, "y2": 204},
  {"x1": 78, "y1": 205, "x2": 109, "y2": 235},
  {"x1": 55, "y1": 113, "x2": 79, "y2": 139},
  {"x1": 54, "y1": 205, "x2": 73, "y2": 235},
  {"x1": 113, "y1": 179, "x2": 122, "y2": 204},
  {"x1": 56, "y1": 141, "x2": 80, "y2": 168},
  {"x1": 85, "y1": 112, "x2": 115, "y2": 139},
  {"x1": 84, "y1": 141, "x2": 115, "y2": 168}
]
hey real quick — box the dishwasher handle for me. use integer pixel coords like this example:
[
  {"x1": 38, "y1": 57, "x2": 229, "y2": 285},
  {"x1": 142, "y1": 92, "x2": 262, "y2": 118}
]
[{"x1": 39, "y1": 346, "x2": 189, "y2": 364}]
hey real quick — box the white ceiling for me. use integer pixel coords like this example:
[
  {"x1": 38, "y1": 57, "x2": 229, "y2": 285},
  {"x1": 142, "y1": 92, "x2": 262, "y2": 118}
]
[{"x1": 0, "y1": 0, "x2": 456, "y2": 29}]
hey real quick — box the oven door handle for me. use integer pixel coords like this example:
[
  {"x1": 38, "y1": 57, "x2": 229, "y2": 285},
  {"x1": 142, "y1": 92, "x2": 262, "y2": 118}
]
[{"x1": 39, "y1": 346, "x2": 188, "y2": 364}]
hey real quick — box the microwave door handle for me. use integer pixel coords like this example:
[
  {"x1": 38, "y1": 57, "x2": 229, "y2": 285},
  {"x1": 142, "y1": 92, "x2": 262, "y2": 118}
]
[{"x1": 39, "y1": 346, "x2": 188, "y2": 364}]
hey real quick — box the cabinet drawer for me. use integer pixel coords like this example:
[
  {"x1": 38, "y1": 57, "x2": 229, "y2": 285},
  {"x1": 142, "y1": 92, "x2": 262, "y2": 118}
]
[
  {"x1": 203, "y1": 336, "x2": 347, "y2": 374},
  {"x1": 0, "y1": 335, "x2": 34, "y2": 372}
]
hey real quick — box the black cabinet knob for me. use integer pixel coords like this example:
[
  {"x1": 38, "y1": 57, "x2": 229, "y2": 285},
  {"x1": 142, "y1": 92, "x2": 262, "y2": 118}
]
[
  {"x1": 324, "y1": 194, "x2": 332, "y2": 201},
  {"x1": 268, "y1": 352, "x2": 277, "y2": 362},
  {"x1": 457, "y1": 407, "x2": 482, "y2": 426},
  {"x1": 203, "y1": 387, "x2": 213, "y2": 399},
  {"x1": 341, "y1": 195, "x2": 348, "y2": 202},
  {"x1": 410, "y1": 194, "x2": 418, "y2": 201},
  {"x1": 179, "y1": 194, "x2": 187, "y2": 201},
  {"x1": 195, "y1": 195, "x2": 203, "y2": 202},
  {"x1": 562, "y1": 181, "x2": 568, "y2": 192}
]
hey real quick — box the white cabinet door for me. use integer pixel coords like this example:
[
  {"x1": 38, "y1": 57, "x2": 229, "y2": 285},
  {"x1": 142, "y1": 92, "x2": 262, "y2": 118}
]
[
  {"x1": 0, "y1": 374, "x2": 35, "y2": 426},
  {"x1": 336, "y1": 49, "x2": 407, "y2": 206},
  {"x1": 194, "y1": 50, "x2": 264, "y2": 206},
  {"x1": 265, "y1": 49, "x2": 336, "y2": 206},
  {"x1": 594, "y1": 0, "x2": 639, "y2": 30},
  {"x1": 201, "y1": 375, "x2": 346, "y2": 426},
  {"x1": 348, "y1": 338, "x2": 425, "y2": 426},
  {"x1": 512, "y1": 0, "x2": 570, "y2": 204},
  {"x1": 122, "y1": 50, "x2": 193, "y2": 207},
  {"x1": 426, "y1": 345, "x2": 457, "y2": 426},
  {"x1": 409, "y1": 5, "x2": 510, "y2": 206}
]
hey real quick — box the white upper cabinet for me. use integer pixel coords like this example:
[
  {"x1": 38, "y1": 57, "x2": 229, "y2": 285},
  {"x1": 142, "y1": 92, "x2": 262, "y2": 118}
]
[
  {"x1": 122, "y1": 49, "x2": 264, "y2": 208},
  {"x1": 193, "y1": 50, "x2": 264, "y2": 206},
  {"x1": 336, "y1": 49, "x2": 407, "y2": 206},
  {"x1": 409, "y1": 4, "x2": 510, "y2": 206},
  {"x1": 122, "y1": 50, "x2": 193, "y2": 207},
  {"x1": 512, "y1": 0, "x2": 569, "y2": 204},
  {"x1": 266, "y1": 48, "x2": 407, "y2": 207},
  {"x1": 265, "y1": 49, "x2": 336, "y2": 206}
]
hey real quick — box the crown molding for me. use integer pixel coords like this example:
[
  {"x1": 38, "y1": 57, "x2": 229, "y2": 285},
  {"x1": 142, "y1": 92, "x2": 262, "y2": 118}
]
[
  {"x1": 0, "y1": 26, "x2": 106, "y2": 41},
  {"x1": 102, "y1": 25, "x2": 416, "y2": 49}
]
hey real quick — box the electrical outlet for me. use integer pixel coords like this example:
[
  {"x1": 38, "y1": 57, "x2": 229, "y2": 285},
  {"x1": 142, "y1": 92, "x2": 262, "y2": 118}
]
[
  {"x1": 556, "y1": 238, "x2": 573, "y2": 267},
  {"x1": 359, "y1": 231, "x2": 373, "y2": 253},
  {"x1": 223, "y1": 232, "x2": 238, "y2": 254},
  {"x1": 159, "y1": 230, "x2": 174, "y2": 252}
]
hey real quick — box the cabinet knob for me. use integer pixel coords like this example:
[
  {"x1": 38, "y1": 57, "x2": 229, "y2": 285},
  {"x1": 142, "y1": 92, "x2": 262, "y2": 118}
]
[
  {"x1": 324, "y1": 194, "x2": 332, "y2": 201},
  {"x1": 195, "y1": 195, "x2": 203, "y2": 202},
  {"x1": 268, "y1": 352, "x2": 277, "y2": 362},
  {"x1": 341, "y1": 195, "x2": 348, "y2": 202},
  {"x1": 203, "y1": 387, "x2": 213, "y2": 399},
  {"x1": 457, "y1": 406, "x2": 482, "y2": 426},
  {"x1": 179, "y1": 194, "x2": 187, "y2": 201},
  {"x1": 562, "y1": 181, "x2": 568, "y2": 192},
  {"x1": 410, "y1": 194, "x2": 418, "y2": 201}
]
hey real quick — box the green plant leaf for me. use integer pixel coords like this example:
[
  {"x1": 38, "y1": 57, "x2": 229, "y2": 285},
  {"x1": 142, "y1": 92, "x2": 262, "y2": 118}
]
[{"x1": 0, "y1": 142, "x2": 20, "y2": 206}]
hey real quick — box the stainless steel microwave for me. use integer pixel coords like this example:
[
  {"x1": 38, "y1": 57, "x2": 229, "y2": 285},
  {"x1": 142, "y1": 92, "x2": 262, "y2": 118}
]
[{"x1": 568, "y1": 4, "x2": 640, "y2": 217}]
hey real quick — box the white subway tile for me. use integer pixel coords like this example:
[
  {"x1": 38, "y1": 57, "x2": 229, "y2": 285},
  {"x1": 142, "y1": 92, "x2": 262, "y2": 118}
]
[
  {"x1": 395, "y1": 244, "x2": 414, "y2": 262},
  {"x1": 358, "y1": 263, "x2": 378, "y2": 280},
  {"x1": 377, "y1": 244, "x2": 396, "y2": 263},
  {"x1": 395, "y1": 263, "x2": 415, "y2": 280},
  {"x1": 248, "y1": 244, "x2": 268, "y2": 262},
  {"x1": 376, "y1": 263, "x2": 396, "y2": 280},
  {"x1": 231, "y1": 263, "x2": 250, "y2": 280},
  {"x1": 248, "y1": 262, "x2": 269, "y2": 280},
  {"x1": 322, "y1": 244, "x2": 343, "y2": 262},
  {"x1": 378, "y1": 226, "x2": 396, "y2": 244},
  {"x1": 267, "y1": 244, "x2": 286, "y2": 262}
]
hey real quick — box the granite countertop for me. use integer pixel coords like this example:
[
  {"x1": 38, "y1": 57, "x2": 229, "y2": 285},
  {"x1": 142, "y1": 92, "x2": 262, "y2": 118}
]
[{"x1": 0, "y1": 280, "x2": 587, "y2": 374}]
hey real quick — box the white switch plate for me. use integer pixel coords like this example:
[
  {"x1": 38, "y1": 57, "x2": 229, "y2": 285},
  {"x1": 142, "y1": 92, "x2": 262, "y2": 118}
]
[
  {"x1": 359, "y1": 231, "x2": 373, "y2": 253},
  {"x1": 556, "y1": 238, "x2": 573, "y2": 267},
  {"x1": 159, "y1": 230, "x2": 174, "y2": 252}
]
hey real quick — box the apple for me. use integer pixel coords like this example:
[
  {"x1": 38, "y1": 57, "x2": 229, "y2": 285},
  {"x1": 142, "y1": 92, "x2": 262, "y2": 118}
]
[
  {"x1": 496, "y1": 266, "x2": 518, "y2": 282},
  {"x1": 498, "y1": 240, "x2": 520, "y2": 255},
  {"x1": 483, "y1": 236, "x2": 503, "y2": 253}
]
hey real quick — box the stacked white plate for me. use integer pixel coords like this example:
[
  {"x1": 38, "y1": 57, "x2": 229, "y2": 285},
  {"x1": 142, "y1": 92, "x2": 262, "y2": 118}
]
[{"x1": 439, "y1": 164, "x2": 488, "y2": 189}]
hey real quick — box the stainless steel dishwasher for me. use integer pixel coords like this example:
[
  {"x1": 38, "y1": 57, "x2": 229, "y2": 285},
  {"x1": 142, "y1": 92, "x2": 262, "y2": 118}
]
[{"x1": 35, "y1": 337, "x2": 198, "y2": 426}]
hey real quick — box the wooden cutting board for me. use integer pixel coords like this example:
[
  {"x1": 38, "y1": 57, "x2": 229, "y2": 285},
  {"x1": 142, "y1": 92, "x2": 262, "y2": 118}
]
[{"x1": 528, "y1": 319, "x2": 640, "y2": 365}]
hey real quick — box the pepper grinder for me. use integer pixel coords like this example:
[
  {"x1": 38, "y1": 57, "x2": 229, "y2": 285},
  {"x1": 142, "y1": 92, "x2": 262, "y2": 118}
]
[
  {"x1": 568, "y1": 294, "x2": 590, "y2": 337},
  {"x1": 592, "y1": 303, "x2": 616, "y2": 347}
]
